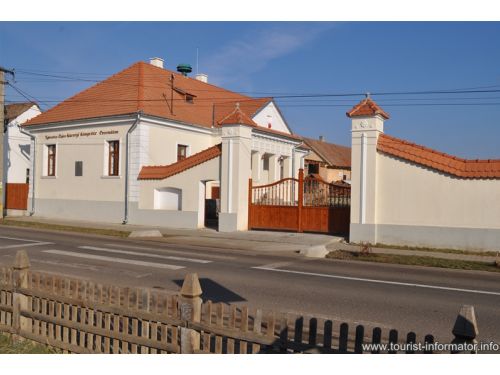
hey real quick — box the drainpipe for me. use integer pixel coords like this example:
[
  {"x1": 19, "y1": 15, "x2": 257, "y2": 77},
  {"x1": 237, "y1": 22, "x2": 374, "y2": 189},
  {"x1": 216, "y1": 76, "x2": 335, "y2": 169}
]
[
  {"x1": 123, "y1": 112, "x2": 142, "y2": 224},
  {"x1": 18, "y1": 124, "x2": 36, "y2": 216}
]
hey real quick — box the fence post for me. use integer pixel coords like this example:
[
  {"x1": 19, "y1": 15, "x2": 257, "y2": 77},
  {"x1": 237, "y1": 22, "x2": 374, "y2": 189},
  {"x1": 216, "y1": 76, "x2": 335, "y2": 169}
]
[
  {"x1": 248, "y1": 178, "x2": 253, "y2": 229},
  {"x1": 451, "y1": 305, "x2": 479, "y2": 353},
  {"x1": 178, "y1": 273, "x2": 203, "y2": 354},
  {"x1": 297, "y1": 168, "x2": 304, "y2": 233},
  {"x1": 12, "y1": 250, "x2": 30, "y2": 340}
]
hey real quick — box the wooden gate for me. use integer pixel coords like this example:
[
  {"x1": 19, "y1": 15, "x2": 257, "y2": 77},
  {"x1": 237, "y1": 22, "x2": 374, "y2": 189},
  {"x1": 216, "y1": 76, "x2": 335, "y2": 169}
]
[
  {"x1": 248, "y1": 169, "x2": 350, "y2": 235},
  {"x1": 5, "y1": 183, "x2": 29, "y2": 210}
]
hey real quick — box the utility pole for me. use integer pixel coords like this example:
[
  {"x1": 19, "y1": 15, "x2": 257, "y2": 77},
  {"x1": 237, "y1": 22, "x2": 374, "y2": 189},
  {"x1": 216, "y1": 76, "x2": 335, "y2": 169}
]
[{"x1": 1, "y1": 66, "x2": 15, "y2": 216}]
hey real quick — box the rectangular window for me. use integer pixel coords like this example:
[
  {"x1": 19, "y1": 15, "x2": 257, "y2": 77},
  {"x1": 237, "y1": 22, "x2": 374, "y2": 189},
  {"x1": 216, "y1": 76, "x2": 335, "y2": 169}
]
[
  {"x1": 108, "y1": 140, "x2": 120, "y2": 176},
  {"x1": 75, "y1": 161, "x2": 83, "y2": 177},
  {"x1": 263, "y1": 157, "x2": 269, "y2": 171},
  {"x1": 25, "y1": 169, "x2": 30, "y2": 184},
  {"x1": 177, "y1": 144, "x2": 188, "y2": 162},
  {"x1": 307, "y1": 162, "x2": 319, "y2": 175},
  {"x1": 47, "y1": 144, "x2": 56, "y2": 176}
]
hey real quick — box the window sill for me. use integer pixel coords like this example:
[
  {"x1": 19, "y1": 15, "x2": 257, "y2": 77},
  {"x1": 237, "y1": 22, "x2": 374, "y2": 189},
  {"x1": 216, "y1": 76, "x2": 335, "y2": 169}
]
[
  {"x1": 101, "y1": 175, "x2": 122, "y2": 179},
  {"x1": 41, "y1": 176, "x2": 57, "y2": 179}
]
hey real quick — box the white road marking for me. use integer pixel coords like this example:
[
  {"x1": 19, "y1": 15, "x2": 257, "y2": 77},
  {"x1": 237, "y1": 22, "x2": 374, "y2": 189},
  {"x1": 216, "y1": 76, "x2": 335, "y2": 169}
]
[
  {"x1": 252, "y1": 266, "x2": 500, "y2": 297},
  {"x1": 255, "y1": 262, "x2": 292, "y2": 270},
  {"x1": 104, "y1": 243, "x2": 236, "y2": 260},
  {"x1": 79, "y1": 246, "x2": 212, "y2": 264},
  {"x1": 0, "y1": 242, "x2": 53, "y2": 249},
  {"x1": 43, "y1": 250, "x2": 185, "y2": 270},
  {"x1": 0, "y1": 236, "x2": 47, "y2": 243},
  {"x1": 31, "y1": 259, "x2": 102, "y2": 272}
]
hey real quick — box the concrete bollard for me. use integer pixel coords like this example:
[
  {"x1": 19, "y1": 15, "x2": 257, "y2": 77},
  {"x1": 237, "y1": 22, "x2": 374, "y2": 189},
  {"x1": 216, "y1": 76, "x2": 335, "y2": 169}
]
[
  {"x1": 178, "y1": 273, "x2": 203, "y2": 353},
  {"x1": 451, "y1": 305, "x2": 479, "y2": 353},
  {"x1": 12, "y1": 250, "x2": 31, "y2": 340}
]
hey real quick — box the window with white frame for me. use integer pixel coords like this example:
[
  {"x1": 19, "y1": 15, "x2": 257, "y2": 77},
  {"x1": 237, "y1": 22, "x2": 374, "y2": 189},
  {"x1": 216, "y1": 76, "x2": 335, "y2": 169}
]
[
  {"x1": 177, "y1": 144, "x2": 188, "y2": 162},
  {"x1": 107, "y1": 140, "x2": 120, "y2": 176},
  {"x1": 46, "y1": 144, "x2": 56, "y2": 177}
]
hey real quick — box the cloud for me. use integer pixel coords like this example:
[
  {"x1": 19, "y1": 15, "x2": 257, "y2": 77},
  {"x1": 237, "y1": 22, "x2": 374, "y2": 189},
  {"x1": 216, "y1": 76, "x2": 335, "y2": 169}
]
[{"x1": 203, "y1": 23, "x2": 334, "y2": 87}]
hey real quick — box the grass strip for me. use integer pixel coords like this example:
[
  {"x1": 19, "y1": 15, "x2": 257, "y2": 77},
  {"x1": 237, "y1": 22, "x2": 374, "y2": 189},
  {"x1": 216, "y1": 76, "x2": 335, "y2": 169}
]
[
  {"x1": 0, "y1": 333, "x2": 59, "y2": 354},
  {"x1": 327, "y1": 250, "x2": 500, "y2": 273},
  {"x1": 0, "y1": 219, "x2": 130, "y2": 238},
  {"x1": 371, "y1": 243, "x2": 498, "y2": 257}
]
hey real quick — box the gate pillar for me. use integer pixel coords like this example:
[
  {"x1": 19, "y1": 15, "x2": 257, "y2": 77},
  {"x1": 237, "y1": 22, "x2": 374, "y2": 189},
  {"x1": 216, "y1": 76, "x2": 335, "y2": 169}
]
[{"x1": 219, "y1": 105, "x2": 253, "y2": 232}]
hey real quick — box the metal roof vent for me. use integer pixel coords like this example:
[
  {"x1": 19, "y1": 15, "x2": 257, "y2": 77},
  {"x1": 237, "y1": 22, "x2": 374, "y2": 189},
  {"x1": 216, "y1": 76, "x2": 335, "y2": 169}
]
[{"x1": 176, "y1": 64, "x2": 192, "y2": 76}]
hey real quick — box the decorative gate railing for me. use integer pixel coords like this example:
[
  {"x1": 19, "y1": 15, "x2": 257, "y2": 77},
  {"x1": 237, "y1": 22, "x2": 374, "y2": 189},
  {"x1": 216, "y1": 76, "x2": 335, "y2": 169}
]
[{"x1": 248, "y1": 169, "x2": 350, "y2": 235}]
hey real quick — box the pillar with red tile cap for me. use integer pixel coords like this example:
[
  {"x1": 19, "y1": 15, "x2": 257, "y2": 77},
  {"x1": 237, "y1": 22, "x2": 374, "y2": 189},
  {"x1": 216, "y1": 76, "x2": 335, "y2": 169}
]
[
  {"x1": 346, "y1": 95, "x2": 390, "y2": 244},
  {"x1": 218, "y1": 103, "x2": 255, "y2": 231}
]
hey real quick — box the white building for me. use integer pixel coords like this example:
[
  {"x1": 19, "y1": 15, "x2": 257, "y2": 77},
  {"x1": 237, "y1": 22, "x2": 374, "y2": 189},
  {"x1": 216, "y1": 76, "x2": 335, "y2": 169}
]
[
  {"x1": 3, "y1": 102, "x2": 41, "y2": 185},
  {"x1": 19, "y1": 58, "x2": 308, "y2": 231}
]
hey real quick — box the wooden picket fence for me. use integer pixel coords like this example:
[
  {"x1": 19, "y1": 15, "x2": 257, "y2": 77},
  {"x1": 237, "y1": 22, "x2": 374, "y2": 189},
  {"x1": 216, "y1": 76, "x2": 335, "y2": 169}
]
[{"x1": 0, "y1": 251, "x2": 479, "y2": 354}]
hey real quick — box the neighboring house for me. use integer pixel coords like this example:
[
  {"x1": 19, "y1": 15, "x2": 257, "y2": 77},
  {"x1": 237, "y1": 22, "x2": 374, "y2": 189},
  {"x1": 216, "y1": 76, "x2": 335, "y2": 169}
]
[
  {"x1": 3, "y1": 102, "x2": 42, "y2": 184},
  {"x1": 20, "y1": 58, "x2": 307, "y2": 231},
  {"x1": 302, "y1": 136, "x2": 351, "y2": 183}
]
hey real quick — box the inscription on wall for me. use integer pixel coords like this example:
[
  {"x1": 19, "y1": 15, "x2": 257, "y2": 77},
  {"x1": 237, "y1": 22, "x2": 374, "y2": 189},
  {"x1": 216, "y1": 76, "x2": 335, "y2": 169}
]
[{"x1": 44, "y1": 129, "x2": 119, "y2": 141}]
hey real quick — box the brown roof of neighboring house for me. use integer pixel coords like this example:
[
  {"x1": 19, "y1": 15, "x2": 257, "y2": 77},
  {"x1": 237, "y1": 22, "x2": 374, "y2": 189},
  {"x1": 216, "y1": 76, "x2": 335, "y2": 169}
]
[
  {"x1": 138, "y1": 143, "x2": 222, "y2": 180},
  {"x1": 303, "y1": 137, "x2": 351, "y2": 169},
  {"x1": 23, "y1": 61, "x2": 272, "y2": 129},
  {"x1": 5, "y1": 102, "x2": 36, "y2": 122},
  {"x1": 346, "y1": 97, "x2": 390, "y2": 120},
  {"x1": 377, "y1": 133, "x2": 500, "y2": 179}
]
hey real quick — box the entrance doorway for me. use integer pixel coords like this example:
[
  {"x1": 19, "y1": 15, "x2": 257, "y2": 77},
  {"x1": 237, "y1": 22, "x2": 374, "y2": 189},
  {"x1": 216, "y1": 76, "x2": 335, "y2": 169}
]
[{"x1": 204, "y1": 181, "x2": 220, "y2": 229}]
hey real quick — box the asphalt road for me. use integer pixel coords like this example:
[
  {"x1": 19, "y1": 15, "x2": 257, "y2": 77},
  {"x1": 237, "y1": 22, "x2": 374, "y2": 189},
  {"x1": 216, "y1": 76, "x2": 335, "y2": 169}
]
[{"x1": 0, "y1": 226, "x2": 499, "y2": 347}]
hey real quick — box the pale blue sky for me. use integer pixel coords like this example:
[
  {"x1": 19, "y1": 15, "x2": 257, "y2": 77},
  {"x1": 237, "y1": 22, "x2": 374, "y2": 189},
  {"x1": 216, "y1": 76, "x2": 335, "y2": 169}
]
[{"x1": 1, "y1": 22, "x2": 499, "y2": 158}]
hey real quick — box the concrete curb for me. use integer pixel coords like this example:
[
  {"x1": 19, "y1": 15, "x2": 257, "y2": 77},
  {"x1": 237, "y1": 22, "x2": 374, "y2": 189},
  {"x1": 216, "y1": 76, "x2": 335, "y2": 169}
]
[
  {"x1": 129, "y1": 230, "x2": 163, "y2": 238},
  {"x1": 299, "y1": 245, "x2": 329, "y2": 258}
]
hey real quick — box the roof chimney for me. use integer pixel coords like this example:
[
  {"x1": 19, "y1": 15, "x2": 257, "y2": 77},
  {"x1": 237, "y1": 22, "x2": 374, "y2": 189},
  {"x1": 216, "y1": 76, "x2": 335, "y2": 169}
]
[
  {"x1": 195, "y1": 73, "x2": 208, "y2": 83},
  {"x1": 319, "y1": 135, "x2": 325, "y2": 142},
  {"x1": 149, "y1": 57, "x2": 164, "y2": 69}
]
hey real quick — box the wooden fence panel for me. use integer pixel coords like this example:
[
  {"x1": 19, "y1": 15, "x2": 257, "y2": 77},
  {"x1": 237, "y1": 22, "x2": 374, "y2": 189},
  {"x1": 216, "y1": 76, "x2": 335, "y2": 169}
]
[{"x1": 0, "y1": 264, "x2": 478, "y2": 354}]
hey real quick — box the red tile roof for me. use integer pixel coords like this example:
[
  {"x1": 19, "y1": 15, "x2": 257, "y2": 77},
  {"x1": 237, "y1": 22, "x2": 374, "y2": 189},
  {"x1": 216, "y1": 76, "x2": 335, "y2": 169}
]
[
  {"x1": 377, "y1": 134, "x2": 500, "y2": 179},
  {"x1": 138, "y1": 144, "x2": 222, "y2": 180},
  {"x1": 302, "y1": 137, "x2": 351, "y2": 168},
  {"x1": 218, "y1": 104, "x2": 258, "y2": 127},
  {"x1": 5, "y1": 102, "x2": 37, "y2": 122},
  {"x1": 346, "y1": 97, "x2": 390, "y2": 120},
  {"x1": 23, "y1": 61, "x2": 271, "y2": 129}
]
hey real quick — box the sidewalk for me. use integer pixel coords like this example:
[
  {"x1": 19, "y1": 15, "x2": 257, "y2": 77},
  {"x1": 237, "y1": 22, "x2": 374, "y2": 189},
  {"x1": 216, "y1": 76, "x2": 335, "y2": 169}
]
[
  {"x1": 3, "y1": 216, "x2": 498, "y2": 263},
  {"x1": 327, "y1": 242, "x2": 499, "y2": 264},
  {"x1": 2, "y1": 216, "x2": 343, "y2": 254}
]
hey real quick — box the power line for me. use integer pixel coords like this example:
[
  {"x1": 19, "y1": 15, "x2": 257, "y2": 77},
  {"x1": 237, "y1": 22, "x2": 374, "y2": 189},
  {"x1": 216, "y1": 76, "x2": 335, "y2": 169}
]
[
  {"x1": 7, "y1": 82, "x2": 50, "y2": 109},
  {"x1": 14, "y1": 69, "x2": 500, "y2": 98}
]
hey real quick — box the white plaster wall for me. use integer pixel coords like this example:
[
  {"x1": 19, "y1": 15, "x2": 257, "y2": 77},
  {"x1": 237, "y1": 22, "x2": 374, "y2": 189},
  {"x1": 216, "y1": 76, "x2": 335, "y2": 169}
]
[
  {"x1": 376, "y1": 153, "x2": 500, "y2": 229},
  {"x1": 33, "y1": 124, "x2": 130, "y2": 202},
  {"x1": 5, "y1": 105, "x2": 41, "y2": 183},
  {"x1": 139, "y1": 156, "x2": 220, "y2": 212},
  {"x1": 252, "y1": 102, "x2": 291, "y2": 134},
  {"x1": 146, "y1": 120, "x2": 218, "y2": 167}
]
